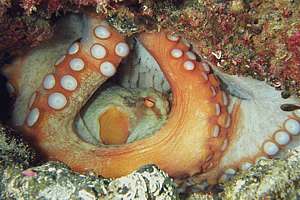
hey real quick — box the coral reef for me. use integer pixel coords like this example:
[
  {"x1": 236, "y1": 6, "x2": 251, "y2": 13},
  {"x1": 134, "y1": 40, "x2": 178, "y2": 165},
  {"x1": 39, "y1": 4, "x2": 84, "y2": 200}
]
[
  {"x1": 0, "y1": 123, "x2": 178, "y2": 199},
  {"x1": 3, "y1": 162, "x2": 177, "y2": 199},
  {"x1": 0, "y1": 123, "x2": 35, "y2": 184},
  {"x1": 221, "y1": 154, "x2": 300, "y2": 199},
  {"x1": 104, "y1": 0, "x2": 300, "y2": 95},
  {"x1": 2, "y1": 119, "x2": 300, "y2": 199},
  {"x1": 188, "y1": 147, "x2": 300, "y2": 199},
  {"x1": 2, "y1": 1, "x2": 300, "y2": 93},
  {"x1": 0, "y1": 0, "x2": 53, "y2": 61}
]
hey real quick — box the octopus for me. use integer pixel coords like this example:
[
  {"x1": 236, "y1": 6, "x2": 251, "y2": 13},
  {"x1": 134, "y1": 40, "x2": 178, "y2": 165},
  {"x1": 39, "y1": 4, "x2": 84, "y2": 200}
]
[{"x1": 2, "y1": 12, "x2": 300, "y2": 187}]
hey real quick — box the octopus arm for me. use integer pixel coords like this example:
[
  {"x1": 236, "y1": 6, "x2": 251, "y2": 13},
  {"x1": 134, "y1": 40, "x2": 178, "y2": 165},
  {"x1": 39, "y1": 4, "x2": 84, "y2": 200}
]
[
  {"x1": 7, "y1": 12, "x2": 300, "y2": 185},
  {"x1": 20, "y1": 13, "x2": 232, "y2": 179},
  {"x1": 190, "y1": 62, "x2": 300, "y2": 183}
]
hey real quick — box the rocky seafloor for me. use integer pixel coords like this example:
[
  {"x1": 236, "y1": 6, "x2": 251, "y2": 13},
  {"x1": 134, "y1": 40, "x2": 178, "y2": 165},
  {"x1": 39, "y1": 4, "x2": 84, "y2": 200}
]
[
  {"x1": 1, "y1": 0, "x2": 300, "y2": 199},
  {"x1": 2, "y1": 122, "x2": 300, "y2": 199}
]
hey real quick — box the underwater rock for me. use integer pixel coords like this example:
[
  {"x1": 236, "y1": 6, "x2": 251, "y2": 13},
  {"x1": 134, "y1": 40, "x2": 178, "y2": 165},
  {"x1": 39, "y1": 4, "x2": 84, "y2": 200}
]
[
  {"x1": 0, "y1": 123, "x2": 178, "y2": 199},
  {"x1": 0, "y1": 123, "x2": 36, "y2": 196},
  {"x1": 188, "y1": 147, "x2": 300, "y2": 199},
  {"x1": 220, "y1": 149, "x2": 300, "y2": 199},
  {"x1": 3, "y1": 162, "x2": 178, "y2": 199},
  {"x1": 0, "y1": 123, "x2": 35, "y2": 168},
  {"x1": 107, "y1": 165, "x2": 178, "y2": 199}
]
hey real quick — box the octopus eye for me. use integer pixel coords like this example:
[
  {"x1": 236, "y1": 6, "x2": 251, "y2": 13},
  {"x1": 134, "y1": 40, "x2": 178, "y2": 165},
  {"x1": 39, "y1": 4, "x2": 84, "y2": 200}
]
[{"x1": 144, "y1": 97, "x2": 155, "y2": 108}]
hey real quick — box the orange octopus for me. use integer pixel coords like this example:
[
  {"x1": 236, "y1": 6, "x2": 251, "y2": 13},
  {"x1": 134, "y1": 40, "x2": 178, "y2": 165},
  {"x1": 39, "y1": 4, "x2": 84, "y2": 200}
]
[{"x1": 3, "y1": 12, "x2": 300, "y2": 185}]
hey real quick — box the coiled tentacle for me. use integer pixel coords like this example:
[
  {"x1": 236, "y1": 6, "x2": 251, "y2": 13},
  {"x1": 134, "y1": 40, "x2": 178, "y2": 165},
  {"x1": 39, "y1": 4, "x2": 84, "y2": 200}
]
[
  {"x1": 22, "y1": 14, "x2": 234, "y2": 179},
  {"x1": 5, "y1": 13, "x2": 300, "y2": 185}
]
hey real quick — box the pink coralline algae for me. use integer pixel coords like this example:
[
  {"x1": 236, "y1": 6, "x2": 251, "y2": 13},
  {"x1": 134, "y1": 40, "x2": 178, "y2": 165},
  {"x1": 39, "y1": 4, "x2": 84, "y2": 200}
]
[
  {"x1": 1, "y1": 0, "x2": 300, "y2": 94},
  {"x1": 0, "y1": 1, "x2": 53, "y2": 59},
  {"x1": 21, "y1": 0, "x2": 62, "y2": 13},
  {"x1": 287, "y1": 31, "x2": 300, "y2": 59},
  {"x1": 22, "y1": 169, "x2": 37, "y2": 177},
  {"x1": 20, "y1": 0, "x2": 105, "y2": 13},
  {"x1": 281, "y1": 31, "x2": 300, "y2": 89}
]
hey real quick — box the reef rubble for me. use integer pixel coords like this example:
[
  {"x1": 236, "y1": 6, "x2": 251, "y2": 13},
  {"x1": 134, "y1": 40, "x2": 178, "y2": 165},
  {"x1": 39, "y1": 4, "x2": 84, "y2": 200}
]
[
  {"x1": 2, "y1": 121, "x2": 300, "y2": 199},
  {"x1": 0, "y1": 124, "x2": 178, "y2": 199}
]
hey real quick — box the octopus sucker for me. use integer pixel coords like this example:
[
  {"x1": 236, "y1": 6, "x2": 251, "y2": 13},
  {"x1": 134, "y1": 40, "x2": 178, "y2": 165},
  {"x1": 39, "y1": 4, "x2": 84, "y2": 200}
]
[{"x1": 2, "y1": 12, "x2": 300, "y2": 187}]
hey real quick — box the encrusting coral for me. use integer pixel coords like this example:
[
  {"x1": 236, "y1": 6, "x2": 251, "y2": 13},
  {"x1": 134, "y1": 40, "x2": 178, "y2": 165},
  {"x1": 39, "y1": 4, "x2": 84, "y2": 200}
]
[
  {"x1": 2, "y1": 120, "x2": 300, "y2": 199},
  {"x1": 0, "y1": 0, "x2": 53, "y2": 62},
  {"x1": 188, "y1": 147, "x2": 300, "y2": 199},
  {"x1": 0, "y1": 123, "x2": 178, "y2": 199},
  {"x1": 2, "y1": 0, "x2": 300, "y2": 93}
]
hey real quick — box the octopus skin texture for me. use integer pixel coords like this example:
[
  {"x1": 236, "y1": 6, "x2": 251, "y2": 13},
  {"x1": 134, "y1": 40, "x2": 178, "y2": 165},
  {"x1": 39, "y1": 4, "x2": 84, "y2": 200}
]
[{"x1": 2, "y1": 13, "x2": 300, "y2": 185}]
